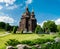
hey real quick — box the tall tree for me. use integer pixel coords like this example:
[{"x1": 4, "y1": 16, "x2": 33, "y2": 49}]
[
  {"x1": 5, "y1": 23, "x2": 11, "y2": 31},
  {"x1": 0, "y1": 22, "x2": 6, "y2": 29},
  {"x1": 57, "y1": 25, "x2": 60, "y2": 32},
  {"x1": 43, "y1": 21, "x2": 57, "y2": 33}
]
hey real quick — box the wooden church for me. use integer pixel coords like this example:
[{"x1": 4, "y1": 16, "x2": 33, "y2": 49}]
[{"x1": 18, "y1": 7, "x2": 37, "y2": 32}]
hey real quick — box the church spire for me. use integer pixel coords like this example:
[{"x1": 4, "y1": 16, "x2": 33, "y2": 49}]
[
  {"x1": 31, "y1": 9, "x2": 35, "y2": 18},
  {"x1": 26, "y1": 6, "x2": 28, "y2": 11},
  {"x1": 25, "y1": 6, "x2": 30, "y2": 15},
  {"x1": 31, "y1": 9, "x2": 34, "y2": 14}
]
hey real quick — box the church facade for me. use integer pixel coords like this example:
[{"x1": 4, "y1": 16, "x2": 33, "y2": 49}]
[{"x1": 18, "y1": 7, "x2": 37, "y2": 32}]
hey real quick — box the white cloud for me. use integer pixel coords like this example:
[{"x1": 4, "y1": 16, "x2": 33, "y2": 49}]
[
  {"x1": 0, "y1": 0, "x2": 16, "y2": 6},
  {"x1": 0, "y1": 0, "x2": 19, "y2": 10},
  {"x1": 0, "y1": 16, "x2": 14, "y2": 24},
  {"x1": 4, "y1": 0, "x2": 16, "y2": 4},
  {"x1": 37, "y1": 21, "x2": 47, "y2": 27},
  {"x1": 6, "y1": 4, "x2": 23, "y2": 10},
  {"x1": 0, "y1": 0, "x2": 3, "y2": 2},
  {"x1": 7, "y1": 4, "x2": 18, "y2": 9},
  {"x1": 0, "y1": 5, "x2": 3, "y2": 10},
  {"x1": 25, "y1": 0, "x2": 32, "y2": 5},
  {"x1": 6, "y1": 3, "x2": 9, "y2": 7},
  {"x1": 55, "y1": 19, "x2": 60, "y2": 25}
]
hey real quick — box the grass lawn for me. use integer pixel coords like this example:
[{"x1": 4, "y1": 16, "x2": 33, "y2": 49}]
[
  {"x1": 0, "y1": 29, "x2": 6, "y2": 35},
  {"x1": 0, "y1": 33, "x2": 57, "y2": 49}
]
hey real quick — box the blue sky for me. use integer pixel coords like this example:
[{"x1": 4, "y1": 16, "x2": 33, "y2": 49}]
[{"x1": 0, "y1": 0, "x2": 60, "y2": 26}]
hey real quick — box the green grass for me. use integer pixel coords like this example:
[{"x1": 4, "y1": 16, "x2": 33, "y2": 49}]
[
  {"x1": 0, "y1": 33, "x2": 57, "y2": 49},
  {"x1": 0, "y1": 29, "x2": 6, "y2": 35}
]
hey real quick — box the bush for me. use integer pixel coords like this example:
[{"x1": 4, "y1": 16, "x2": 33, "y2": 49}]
[
  {"x1": 20, "y1": 38, "x2": 54, "y2": 46},
  {"x1": 32, "y1": 38, "x2": 54, "y2": 45},
  {"x1": 5, "y1": 38, "x2": 54, "y2": 47},
  {"x1": 32, "y1": 46, "x2": 37, "y2": 49},
  {"x1": 45, "y1": 42, "x2": 60, "y2": 49},
  {"x1": 5, "y1": 39, "x2": 20, "y2": 46},
  {"x1": 20, "y1": 40, "x2": 35, "y2": 45},
  {"x1": 35, "y1": 25, "x2": 43, "y2": 34}
]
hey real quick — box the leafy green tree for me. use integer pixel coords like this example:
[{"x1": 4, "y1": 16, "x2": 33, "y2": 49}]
[
  {"x1": 43, "y1": 22, "x2": 47, "y2": 33},
  {"x1": 13, "y1": 26, "x2": 18, "y2": 34},
  {"x1": 5, "y1": 23, "x2": 11, "y2": 31},
  {"x1": 0, "y1": 22, "x2": 18, "y2": 32},
  {"x1": 57, "y1": 25, "x2": 60, "y2": 32},
  {"x1": 43, "y1": 21, "x2": 57, "y2": 33},
  {"x1": 35, "y1": 25, "x2": 43, "y2": 34},
  {"x1": 57, "y1": 25, "x2": 60, "y2": 35},
  {"x1": 0, "y1": 22, "x2": 6, "y2": 29}
]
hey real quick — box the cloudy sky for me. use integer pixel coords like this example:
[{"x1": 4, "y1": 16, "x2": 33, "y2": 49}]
[{"x1": 0, "y1": 0, "x2": 60, "y2": 26}]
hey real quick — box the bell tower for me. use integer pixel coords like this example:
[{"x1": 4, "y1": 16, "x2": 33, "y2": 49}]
[{"x1": 29, "y1": 9, "x2": 37, "y2": 32}]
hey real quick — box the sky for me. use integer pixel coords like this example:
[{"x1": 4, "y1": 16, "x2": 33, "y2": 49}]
[{"x1": 0, "y1": 0, "x2": 60, "y2": 26}]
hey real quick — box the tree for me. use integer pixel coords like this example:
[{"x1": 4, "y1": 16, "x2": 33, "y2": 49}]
[
  {"x1": 57, "y1": 25, "x2": 60, "y2": 32},
  {"x1": 13, "y1": 26, "x2": 18, "y2": 34},
  {"x1": 0, "y1": 22, "x2": 6, "y2": 29},
  {"x1": 43, "y1": 21, "x2": 57, "y2": 33},
  {"x1": 35, "y1": 25, "x2": 43, "y2": 34},
  {"x1": 43, "y1": 22, "x2": 47, "y2": 33},
  {"x1": 5, "y1": 23, "x2": 11, "y2": 31}
]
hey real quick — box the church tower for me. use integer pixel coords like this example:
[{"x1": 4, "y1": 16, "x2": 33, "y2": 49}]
[{"x1": 18, "y1": 7, "x2": 37, "y2": 32}]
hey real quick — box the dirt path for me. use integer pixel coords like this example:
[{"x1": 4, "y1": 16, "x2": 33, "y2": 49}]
[{"x1": 0, "y1": 32, "x2": 11, "y2": 36}]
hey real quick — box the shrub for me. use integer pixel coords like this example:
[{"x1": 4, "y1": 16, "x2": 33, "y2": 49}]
[
  {"x1": 45, "y1": 42, "x2": 60, "y2": 49},
  {"x1": 35, "y1": 25, "x2": 43, "y2": 34},
  {"x1": 5, "y1": 38, "x2": 54, "y2": 47},
  {"x1": 33, "y1": 38, "x2": 54, "y2": 44},
  {"x1": 20, "y1": 38, "x2": 54, "y2": 46},
  {"x1": 32, "y1": 46, "x2": 37, "y2": 49},
  {"x1": 5, "y1": 39, "x2": 20, "y2": 46},
  {"x1": 20, "y1": 40, "x2": 35, "y2": 45}
]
